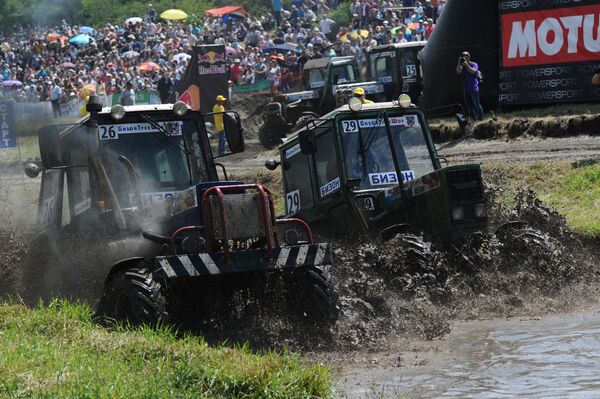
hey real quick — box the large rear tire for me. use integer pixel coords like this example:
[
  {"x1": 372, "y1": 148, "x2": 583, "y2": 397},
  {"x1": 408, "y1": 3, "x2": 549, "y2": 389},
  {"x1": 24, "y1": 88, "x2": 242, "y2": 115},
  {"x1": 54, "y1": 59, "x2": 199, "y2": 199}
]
[
  {"x1": 96, "y1": 266, "x2": 168, "y2": 326},
  {"x1": 296, "y1": 265, "x2": 339, "y2": 322}
]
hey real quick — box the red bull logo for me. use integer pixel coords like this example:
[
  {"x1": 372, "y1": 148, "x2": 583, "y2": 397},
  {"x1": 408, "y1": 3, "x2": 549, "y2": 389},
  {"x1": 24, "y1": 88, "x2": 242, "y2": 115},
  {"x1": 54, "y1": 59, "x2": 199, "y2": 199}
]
[{"x1": 199, "y1": 51, "x2": 224, "y2": 65}]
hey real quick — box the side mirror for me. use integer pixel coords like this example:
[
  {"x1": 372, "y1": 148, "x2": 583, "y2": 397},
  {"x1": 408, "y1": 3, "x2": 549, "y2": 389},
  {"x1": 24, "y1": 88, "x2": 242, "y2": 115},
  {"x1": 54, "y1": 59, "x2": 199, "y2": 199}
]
[
  {"x1": 24, "y1": 162, "x2": 41, "y2": 178},
  {"x1": 265, "y1": 159, "x2": 280, "y2": 171},
  {"x1": 38, "y1": 125, "x2": 64, "y2": 169},
  {"x1": 299, "y1": 128, "x2": 316, "y2": 155},
  {"x1": 223, "y1": 111, "x2": 245, "y2": 154}
]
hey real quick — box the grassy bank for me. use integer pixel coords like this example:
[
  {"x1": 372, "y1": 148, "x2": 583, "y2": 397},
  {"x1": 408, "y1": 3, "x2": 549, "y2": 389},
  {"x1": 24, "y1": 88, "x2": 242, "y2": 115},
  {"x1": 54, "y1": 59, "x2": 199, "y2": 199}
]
[
  {"x1": 483, "y1": 161, "x2": 600, "y2": 236},
  {"x1": 0, "y1": 300, "x2": 331, "y2": 398}
]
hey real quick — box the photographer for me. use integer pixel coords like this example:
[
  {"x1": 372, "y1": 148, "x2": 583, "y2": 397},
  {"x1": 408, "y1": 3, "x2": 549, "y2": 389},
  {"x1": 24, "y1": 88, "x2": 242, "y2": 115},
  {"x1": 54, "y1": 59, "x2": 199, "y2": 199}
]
[
  {"x1": 456, "y1": 51, "x2": 483, "y2": 122},
  {"x1": 592, "y1": 68, "x2": 600, "y2": 85}
]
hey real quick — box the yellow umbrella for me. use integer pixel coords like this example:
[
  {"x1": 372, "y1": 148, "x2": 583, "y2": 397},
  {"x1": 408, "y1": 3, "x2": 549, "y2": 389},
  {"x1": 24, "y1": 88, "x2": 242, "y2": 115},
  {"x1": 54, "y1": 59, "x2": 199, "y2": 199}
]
[
  {"x1": 138, "y1": 61, "x2": 160, "y2": 71},
  {"x1": 160, "y1": 9, "x2": 188, "y2": 20},
  {"x1": 79, "y1": 84, "x2": 96, "y2": 100}
]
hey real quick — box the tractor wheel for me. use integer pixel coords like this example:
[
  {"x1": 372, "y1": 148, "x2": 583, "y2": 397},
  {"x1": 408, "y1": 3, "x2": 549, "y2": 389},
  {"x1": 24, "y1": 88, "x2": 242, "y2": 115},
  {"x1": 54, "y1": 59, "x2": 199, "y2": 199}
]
[
  {"x1": 495, "y1": 224, "x2": 551, "y2": 253},
  {"x1": 296, "y1": 265, "x2": 339, "y2": 322},
  {"x1": 96, "y1": 266, "x2": 168, "y2": 326},
  {"x1": 258, "y1": 125, "x2": 279, "y2": 149}
]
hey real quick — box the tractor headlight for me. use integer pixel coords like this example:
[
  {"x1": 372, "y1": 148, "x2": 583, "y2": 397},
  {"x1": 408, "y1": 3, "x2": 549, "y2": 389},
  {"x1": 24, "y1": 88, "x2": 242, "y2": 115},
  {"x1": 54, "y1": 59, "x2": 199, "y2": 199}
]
[
  {"x1": 173, "y1": 101, "x2": 189, "y2": 116},
  {"x1": 348, "y1": 96, "x2": 362, "y2": 112},
  {"x1": 451, "y1": 206, "x2": 465, "y2": 221},
  {"x1": 110, "y1": 104, "x2": 126, "y2": 120},
  {"x1": 398, "y1": 94, "x2": 412, "y2": 108},
  {"x1": 474, "y1": 203, "x2": 487, "y2": 218}
]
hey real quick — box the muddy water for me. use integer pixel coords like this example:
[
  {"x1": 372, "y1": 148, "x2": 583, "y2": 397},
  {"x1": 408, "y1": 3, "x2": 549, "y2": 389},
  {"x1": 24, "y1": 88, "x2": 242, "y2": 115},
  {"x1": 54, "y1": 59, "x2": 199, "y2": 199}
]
[{"x1": 336, "y1": 313, "x2": 600, "y2": 398}]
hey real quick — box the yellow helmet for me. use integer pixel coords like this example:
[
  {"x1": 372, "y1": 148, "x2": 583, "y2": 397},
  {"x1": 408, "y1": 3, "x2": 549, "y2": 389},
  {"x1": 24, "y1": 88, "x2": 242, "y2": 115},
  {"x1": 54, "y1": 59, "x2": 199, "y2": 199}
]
[
  {"x1": 353, "y1": 87, "x2": 365, "y2": 96},
  {"x1": 216, "y1": 95, "x2": 227, "y2": 101}
]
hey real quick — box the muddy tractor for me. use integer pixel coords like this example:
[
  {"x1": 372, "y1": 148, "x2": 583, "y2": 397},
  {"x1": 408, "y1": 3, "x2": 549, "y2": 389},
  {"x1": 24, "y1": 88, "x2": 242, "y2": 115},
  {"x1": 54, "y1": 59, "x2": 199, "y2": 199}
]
[
  {"x1": 259, "y1": 56, "x2": 384, "y2": 148},
  {"x1": 23, "y1": 96, "x2": 338, "y2": 325},
  {"x1": 265, "y1": 95, "x2": 488, "y2": 241},
  {"x1": 367, "y1": 41, "x2": 426, "y2": 104}
]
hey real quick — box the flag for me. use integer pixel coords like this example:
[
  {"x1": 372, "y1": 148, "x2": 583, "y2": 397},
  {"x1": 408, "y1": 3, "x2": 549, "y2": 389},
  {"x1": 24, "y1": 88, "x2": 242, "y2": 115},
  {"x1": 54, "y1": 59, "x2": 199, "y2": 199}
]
[{"x1": 170, "y1": 44, "x2": 228, "y2": 114}]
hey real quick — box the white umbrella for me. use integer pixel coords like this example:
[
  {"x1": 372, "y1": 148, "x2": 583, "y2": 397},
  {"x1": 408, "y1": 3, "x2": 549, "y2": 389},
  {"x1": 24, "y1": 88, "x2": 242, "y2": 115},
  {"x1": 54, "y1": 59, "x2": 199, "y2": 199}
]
[
  {"x1": 122, "y1": 50, "x2": 140, "y2": 59},
  {"x1": 173, "y1": 53, "x2": 191, "y2": 63},
  {"x1": 125, "y1": 17, "x2": 143, "y2": 25}
]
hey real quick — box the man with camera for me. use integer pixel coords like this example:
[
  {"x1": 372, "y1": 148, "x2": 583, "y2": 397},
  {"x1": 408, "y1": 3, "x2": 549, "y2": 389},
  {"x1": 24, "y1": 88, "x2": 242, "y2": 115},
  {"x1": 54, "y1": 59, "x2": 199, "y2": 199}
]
[
  {"x1": 456, "y1": 51, "x2": 483, "y2": 122},
  {"x1": 592, "y1": 68, "x2": 600, "y2": 85}
]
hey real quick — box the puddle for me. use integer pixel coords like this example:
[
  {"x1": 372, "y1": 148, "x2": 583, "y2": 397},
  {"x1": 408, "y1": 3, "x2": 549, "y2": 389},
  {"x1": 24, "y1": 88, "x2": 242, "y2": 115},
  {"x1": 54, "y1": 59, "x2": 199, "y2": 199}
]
[{"x1": 336, "y1": 313, "x2": 600, "y2": 398}]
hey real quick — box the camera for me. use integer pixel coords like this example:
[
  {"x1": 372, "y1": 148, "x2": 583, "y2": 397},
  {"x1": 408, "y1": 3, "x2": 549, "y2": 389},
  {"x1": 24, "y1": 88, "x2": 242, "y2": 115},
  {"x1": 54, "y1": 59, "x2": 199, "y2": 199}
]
[{"x1": 459, "y1": 57, "x2": 465, "y2": 63}]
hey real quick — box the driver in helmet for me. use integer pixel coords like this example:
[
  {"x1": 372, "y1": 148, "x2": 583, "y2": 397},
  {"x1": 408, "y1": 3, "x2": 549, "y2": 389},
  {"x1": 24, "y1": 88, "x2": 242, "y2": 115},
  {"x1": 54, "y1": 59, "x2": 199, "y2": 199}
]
[{"x1": 353, "y1": 87, "x2": 374, "y2": 104}]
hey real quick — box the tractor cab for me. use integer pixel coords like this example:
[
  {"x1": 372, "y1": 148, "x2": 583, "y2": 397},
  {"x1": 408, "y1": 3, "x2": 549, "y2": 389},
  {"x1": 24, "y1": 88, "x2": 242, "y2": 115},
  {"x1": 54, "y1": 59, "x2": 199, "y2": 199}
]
[
  {"x1": 30, "y1": 100, "x2": 244, "y2": 236},
  {"x1": 271, "y1": 95, "x2": 488, "y2": 240},
  {"x1": 367, "y1": 42, "x2": 426, "y2": 103}
]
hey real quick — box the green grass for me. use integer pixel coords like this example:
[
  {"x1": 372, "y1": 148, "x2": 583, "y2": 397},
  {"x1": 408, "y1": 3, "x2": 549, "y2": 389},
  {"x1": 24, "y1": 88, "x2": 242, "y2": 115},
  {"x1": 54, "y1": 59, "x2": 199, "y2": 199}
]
[
  {"x1": 483, "y1": 161, "x2": 600, "y2": 236},
  {"x1": 0, "y1": 300, "x2": 331, "y2": 399}
]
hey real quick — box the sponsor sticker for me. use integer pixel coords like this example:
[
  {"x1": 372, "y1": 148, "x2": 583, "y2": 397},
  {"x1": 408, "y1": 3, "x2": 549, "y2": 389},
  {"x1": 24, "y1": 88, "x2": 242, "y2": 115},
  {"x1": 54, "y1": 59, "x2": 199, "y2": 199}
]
[
  {"x1": 320, "y1": 177, "x2": 341, "y2": 197},
  {"x1": 285, "y1": 143, "x2": 301, "y2": 159},
  {"x1": 378, "y1": 75, "x2": 393, "y2": 83},
  {"x1": 172, "y1": 187, "x2": 198, "y2": 215},
  {"x1": 369, "y1": 170, "x2": 415, "y2": 186},
  {"x1": 99, "y1": 121, "x2": 183, "y2": 140}
]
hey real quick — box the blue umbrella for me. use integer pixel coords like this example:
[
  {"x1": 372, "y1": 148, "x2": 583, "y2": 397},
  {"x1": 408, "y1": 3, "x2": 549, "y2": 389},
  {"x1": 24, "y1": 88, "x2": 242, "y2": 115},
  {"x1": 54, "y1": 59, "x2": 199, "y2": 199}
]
[
  {"x1": 2, "y1": 80, "x2": 23, "y2": 87},
  {"x1": 69, "y1": 34, "x2": 94, "y2": 45},
  {"x1": 262, "y1": 44, "x2": 301, "y2": 54},
  {"x1": 79, "y1": 26, "x2": 94, "y2": 34}
]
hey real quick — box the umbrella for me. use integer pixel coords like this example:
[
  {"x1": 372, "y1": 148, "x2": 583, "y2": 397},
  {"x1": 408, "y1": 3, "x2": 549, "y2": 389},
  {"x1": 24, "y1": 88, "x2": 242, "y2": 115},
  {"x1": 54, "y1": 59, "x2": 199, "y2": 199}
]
[
  {"x1": 79, "y1": 26, "x2": 94, "y2": 34},
  {"x1": 79, "y1": 84, "x2": 96, "y2": 99},
  {"x1": 138, "y1": 61, "x2": 160, "y2": 71},
  {"x1": 225, "y1": 46, "x2": 238, "y2": 56},
  {"x1": 262, "y1": 44, "x2": 301, "y2": 54},
  {"x1": 69, "y1": 34, "x2": 94, "y2": 45},
  {"x1": 2, "y1": 80, "x2": 23, "y2": 87},
  {"x1": 160, "y1": 9, "x2": 188, "y2": 20},
  {"x1": 46, "y1": 32, "x2": 61, "y2": 41},
  {"x1": 125, "y1": 17, "x2": 143, "y2": 25},
  {"x1": 172, "y1": 53, "x2": 191, "y2": 63},
  {"x1": 122, "y1": 50, "x2": 140, "y2": 59},
  {"x1": 59, "y1": 62, "x2": 76, "y2": 69}
]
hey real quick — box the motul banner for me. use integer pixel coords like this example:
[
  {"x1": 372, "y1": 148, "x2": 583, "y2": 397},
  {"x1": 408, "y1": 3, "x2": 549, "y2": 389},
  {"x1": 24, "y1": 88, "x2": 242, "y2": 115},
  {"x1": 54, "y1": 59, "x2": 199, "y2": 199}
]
[
  {"x1": 498, "y1": 0, "x2": 600, "y2": 105},
  {"x1": 170, "y1": 44, "x2": 228, "y2": 114}
]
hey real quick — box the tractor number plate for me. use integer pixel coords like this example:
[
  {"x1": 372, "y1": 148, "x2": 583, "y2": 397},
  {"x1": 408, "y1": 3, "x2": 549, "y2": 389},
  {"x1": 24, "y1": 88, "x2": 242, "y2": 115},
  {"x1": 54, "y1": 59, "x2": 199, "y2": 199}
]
[{"x1": 99, "y1": 121, "x2": 183, "y2": 140}]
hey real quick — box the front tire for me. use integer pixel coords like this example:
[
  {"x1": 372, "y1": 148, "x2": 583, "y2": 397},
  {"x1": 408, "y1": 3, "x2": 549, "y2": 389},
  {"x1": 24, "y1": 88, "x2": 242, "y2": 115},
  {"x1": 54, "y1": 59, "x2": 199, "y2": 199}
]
[
  {"x1": 96, "y1": 266, "x2": 168, "y2": 325},
  {"x1": 258, "y1": 124, "x2": 280, "y2": 149}
]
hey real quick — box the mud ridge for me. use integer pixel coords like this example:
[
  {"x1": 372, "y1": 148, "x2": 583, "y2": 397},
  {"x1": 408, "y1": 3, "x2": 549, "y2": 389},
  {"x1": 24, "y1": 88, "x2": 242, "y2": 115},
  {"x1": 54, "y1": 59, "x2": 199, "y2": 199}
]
[{"x1": 430, "y1": 114, "x2": 600, "y2": 142}]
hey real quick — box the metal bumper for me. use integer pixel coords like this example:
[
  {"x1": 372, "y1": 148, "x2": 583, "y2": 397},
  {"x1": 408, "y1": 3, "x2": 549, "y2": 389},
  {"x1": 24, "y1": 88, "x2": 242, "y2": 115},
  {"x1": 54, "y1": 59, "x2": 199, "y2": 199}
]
[{"x1": 153, "y1": 243, "x2": 332, "y2": 279}]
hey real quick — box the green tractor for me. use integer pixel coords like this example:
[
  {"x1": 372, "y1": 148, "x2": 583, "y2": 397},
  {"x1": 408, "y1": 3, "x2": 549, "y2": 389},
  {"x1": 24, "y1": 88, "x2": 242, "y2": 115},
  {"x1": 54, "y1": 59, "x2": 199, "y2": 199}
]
[
  {"x1": 367, "y1": 41, "x2": 427, "y2": 103},
  {"x1": 259, "y1": 56, "x2": 384, "y2": 148},
  {"x1": 23, "y1": 96, "x2": 338, "y2": 326},
  {"x1": 265, "y1": 95, "x2": 488, "y2": 241}
]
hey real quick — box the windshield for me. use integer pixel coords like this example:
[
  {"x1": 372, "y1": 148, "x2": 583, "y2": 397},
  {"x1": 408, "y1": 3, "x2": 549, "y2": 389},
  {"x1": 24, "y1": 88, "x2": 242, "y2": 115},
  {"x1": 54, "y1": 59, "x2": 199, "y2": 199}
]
[
  {"x1": 307, "y1": 68, "x2": 326, "y2": 88},
  {"x1": 370, "y1": 52, "x2": 395, "y2": 82},
  {"x1": 330, "y1": 64, "x2": 358, "y2": 85},
  {"x1": 339, "y1": 112, "x2": 435, "y2": 189},
  {"x1": 99, "y1": 118, "x2": 208, "y2": 207}
]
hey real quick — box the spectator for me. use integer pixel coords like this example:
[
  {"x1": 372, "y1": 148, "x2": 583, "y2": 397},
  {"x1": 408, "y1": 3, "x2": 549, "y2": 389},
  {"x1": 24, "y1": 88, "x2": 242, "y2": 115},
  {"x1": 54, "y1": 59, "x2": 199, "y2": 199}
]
[
  {"x1": 120, "y1": 81, "x2": 135, "y2": 106},
  {"x1": 50, "y1": 78, "x2": 62, "y2": 117},
  {"x1": 213, "y1": 94, "x2": 227, "y2": 155},
  {"x1": 456, "y1": 51, "x2": 483, "y2": 122},
  {"x1": 157, "y1": 71, "x2": 172, "y2": 103}
]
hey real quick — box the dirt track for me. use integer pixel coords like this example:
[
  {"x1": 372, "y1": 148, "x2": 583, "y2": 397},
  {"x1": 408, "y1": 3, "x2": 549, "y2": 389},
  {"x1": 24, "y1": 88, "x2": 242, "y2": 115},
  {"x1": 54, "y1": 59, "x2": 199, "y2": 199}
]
[{"x1": 1, "y1": 97, "x2": 600, "y2": 397}]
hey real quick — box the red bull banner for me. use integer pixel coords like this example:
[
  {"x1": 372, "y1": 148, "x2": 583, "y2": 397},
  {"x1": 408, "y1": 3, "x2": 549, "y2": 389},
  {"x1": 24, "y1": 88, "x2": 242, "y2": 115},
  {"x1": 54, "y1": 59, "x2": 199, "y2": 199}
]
[
  {"x1": 171, "y1": 44, "x2": 228, "y2": 114},
  {"x1": 498, "y1": 0, "x2": 600, "y2": 105}
]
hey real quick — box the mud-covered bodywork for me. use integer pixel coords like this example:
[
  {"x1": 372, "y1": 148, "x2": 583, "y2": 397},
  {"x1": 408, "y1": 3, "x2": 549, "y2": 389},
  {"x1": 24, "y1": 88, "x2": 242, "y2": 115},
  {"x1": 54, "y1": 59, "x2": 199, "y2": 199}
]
[
  {"x1": 26, "y1": 101, "x2": 339, "y2": 325},
  {"x1": 276, "y1": 101, "x2": 487, "y2": 239}
]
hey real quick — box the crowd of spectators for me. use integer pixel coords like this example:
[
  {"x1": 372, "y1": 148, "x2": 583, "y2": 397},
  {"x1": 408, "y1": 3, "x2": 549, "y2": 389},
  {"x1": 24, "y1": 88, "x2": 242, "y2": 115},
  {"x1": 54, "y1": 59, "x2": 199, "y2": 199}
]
[{"x1": 0, "y1": 0, "x2": 443, "y2": 107}]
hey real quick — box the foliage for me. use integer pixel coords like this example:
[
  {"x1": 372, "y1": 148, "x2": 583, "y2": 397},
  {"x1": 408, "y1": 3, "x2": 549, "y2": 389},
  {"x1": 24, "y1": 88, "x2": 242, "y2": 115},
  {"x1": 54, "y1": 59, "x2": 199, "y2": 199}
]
[
  {"x1": 329, "y1": 0, "x2": 352, "y2": 34},
  {"x1": 0, "y1": 300, "x2": 332, "y2": 398},
  {"x1": 484, "y1": 161, "x2": 600, "y2": 236}
]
